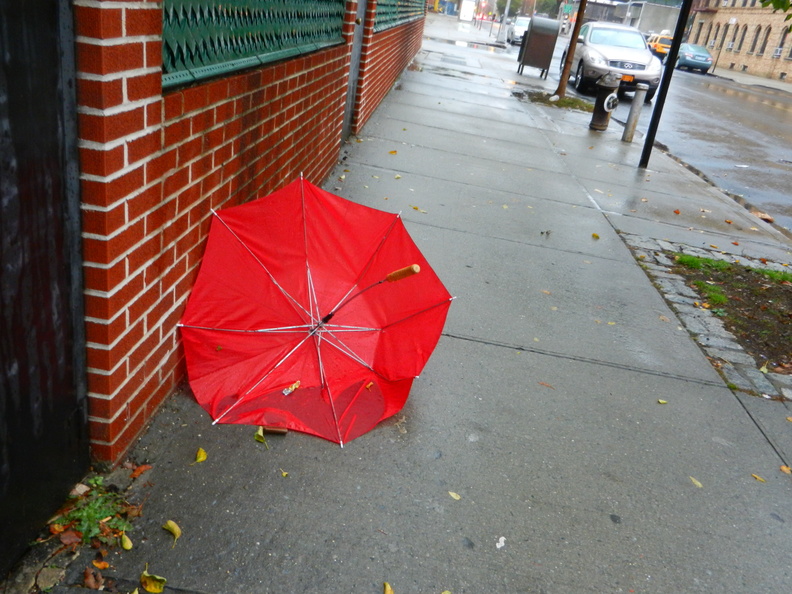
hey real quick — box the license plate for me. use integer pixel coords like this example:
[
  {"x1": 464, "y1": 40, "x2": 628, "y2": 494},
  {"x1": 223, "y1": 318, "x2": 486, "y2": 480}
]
[{"x1": 621, "y1": 74, "x2": 634, "y2": 82}]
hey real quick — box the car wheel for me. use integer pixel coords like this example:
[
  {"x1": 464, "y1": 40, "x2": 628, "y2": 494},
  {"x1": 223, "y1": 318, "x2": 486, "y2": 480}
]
[
  {"x1": 700, "y1": 68, "x2": 709, "y2": 74},
  {"x1": 675, "y1": 58, "x2": 681, "y2": 70},
  {"x1": 644, "y1": 88, "x2": 656, "y2": 103},
  {"x1": 574, "y1": 62, "x2": 589, "y2": 93},
  {"x1": 560, "y1": 52, "x2": 567, "y2": 75}
]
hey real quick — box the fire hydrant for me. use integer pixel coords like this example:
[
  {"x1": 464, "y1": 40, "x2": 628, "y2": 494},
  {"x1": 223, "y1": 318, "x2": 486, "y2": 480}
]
[{"x1": 589, "y1": 72, "x2": 621, "y2": 131}]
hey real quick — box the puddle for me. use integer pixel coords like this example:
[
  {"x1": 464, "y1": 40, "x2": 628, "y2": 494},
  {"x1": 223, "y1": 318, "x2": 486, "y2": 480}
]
[{"x1": 423, "y1": 36, "x2": 507, "y2": 53}]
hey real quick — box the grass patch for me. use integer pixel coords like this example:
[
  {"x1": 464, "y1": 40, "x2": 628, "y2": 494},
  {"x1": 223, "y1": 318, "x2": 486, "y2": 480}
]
[
  {"x1": 670, "y1": 252, "x2": 792, "y2": 373},
  {"x1": 526, "y1": 91, "x2": 594, "y2": 112}
]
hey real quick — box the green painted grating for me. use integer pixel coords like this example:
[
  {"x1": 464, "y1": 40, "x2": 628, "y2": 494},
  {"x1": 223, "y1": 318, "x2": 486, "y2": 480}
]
[
  {"x1": 162, "y1": 0, "x2": 346, "y2": 89},
  {"x1": 373, "y1": 0, "x2": 425, "y2": 33}
]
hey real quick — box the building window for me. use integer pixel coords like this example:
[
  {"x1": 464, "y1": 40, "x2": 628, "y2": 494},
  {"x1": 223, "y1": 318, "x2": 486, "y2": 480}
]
[
  {"x1": 749, "y1": 25, "x2": 762, "y2": 54},
  {"x1": 736, "y1": 25, "x2": 748, "y2": 52},
  {"x1": 759, "y1": 27, "x2": 772, "y2": 55},
  {"x1": 694, "y1": 22, "x2": 704, "y2": 45}
]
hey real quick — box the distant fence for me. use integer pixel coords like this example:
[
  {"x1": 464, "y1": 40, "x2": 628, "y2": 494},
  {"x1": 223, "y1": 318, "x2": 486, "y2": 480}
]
[{"x1": 162, "y1": 0, "x2": 346, "y2": 88}]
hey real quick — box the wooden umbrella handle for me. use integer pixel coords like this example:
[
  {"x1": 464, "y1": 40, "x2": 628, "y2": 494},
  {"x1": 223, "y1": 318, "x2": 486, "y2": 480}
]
[{"x1": 386, "y1": 264, "x2": 421, "y2": 282}]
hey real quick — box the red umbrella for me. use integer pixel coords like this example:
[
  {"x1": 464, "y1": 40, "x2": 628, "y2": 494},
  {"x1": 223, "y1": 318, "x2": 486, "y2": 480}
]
[{"x1": 179, "y1": 177, "x2": 453, "y2": 445}]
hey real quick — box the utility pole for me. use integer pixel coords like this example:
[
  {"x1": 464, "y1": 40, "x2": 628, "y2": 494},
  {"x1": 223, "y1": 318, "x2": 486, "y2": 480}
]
[{"x1": 552, "y1": 0, "x2": 588, "y2": 98}]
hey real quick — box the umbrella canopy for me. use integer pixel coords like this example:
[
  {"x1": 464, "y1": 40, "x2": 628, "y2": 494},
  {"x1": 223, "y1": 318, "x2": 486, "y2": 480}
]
[{"x1": 179, "y1": 177, "x2": 452, "y2": 445}]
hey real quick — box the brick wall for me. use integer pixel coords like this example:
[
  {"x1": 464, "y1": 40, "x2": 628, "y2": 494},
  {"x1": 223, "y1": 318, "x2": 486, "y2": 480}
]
[
  {"x1": 692, "y1": 5, "x2": 792, "y2": 80},
  {"x1": 73, "y1": 0, "x2": 425, "y2": 465},
  {"x1": 352, "y1": 14, "x2": 425, "y2": 134}
]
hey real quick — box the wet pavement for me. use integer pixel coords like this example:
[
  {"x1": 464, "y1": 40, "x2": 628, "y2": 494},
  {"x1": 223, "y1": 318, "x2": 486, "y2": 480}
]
[{"x1": 9, "y1": 12, "x2": 792, "y2": 594}]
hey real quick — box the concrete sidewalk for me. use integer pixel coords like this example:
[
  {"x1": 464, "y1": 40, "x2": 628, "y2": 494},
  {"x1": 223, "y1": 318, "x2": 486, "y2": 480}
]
[{"x1": 36, "y1": 12, "x2": 792, "y2": 594}]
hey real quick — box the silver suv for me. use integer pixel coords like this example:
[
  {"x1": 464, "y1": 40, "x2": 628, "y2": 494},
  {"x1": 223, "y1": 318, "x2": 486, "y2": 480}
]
[{"x1": 561, "y1": 22, "x2": 662, "y2": 102}]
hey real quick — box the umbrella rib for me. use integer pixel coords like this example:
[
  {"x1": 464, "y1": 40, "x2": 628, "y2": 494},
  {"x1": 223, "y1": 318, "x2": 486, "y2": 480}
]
[
  {"x1": 179, "y1": 323, "x2": 314, "y2": 334},
  {"x1": 212, "y1": 331, "x2": 315, "y2": 424},
  {"x1": 380, "y1": 297, "x2": 455, "y2": 331},
  {"x1": 314, "y1": 333, "x2": 344, "y2": 447},
  {"x1": 326, "y1": 214, "x2": 402, "y2": 315},
  {"x1": 320, "y1": 328, "x2": 376, "y2": 373},
  {"x1": 211, "y1": 209, "x2": 313, "y2": 322}
]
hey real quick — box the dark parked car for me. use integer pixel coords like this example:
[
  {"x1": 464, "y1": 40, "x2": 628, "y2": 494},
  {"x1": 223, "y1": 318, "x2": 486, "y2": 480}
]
[{"x1": 674, "y1": 43, "x2": 713, "y2": 74}]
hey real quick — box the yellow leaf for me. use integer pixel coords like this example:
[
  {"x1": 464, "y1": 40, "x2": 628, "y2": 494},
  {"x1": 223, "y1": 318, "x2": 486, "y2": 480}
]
[
  {"x1": 121, "y1": 533, "x2": 133, "y2": 550},
  {"x1": 607, "y1": 321, "x2": 616, "y2": 325},
  {"x1": 751, "y1": 474, "x2": 766, "y2": 483},
  {"x1": 448, "y1": 491, "x2": 461, "y2": 500},
  {"x1": 787, "y1": 417, "x2": 792, "y2": 423},
  {"x1": 657, "y1": 399, "x2": 668, "y2": 405},
  {"x1": 759, "y1": 362, "x2": 768, "y2": 374},
  {"x1": 92, "y1": 560, "x2": 109, "y2": 569},
  {"x1": 592, "y1": 233, "x2": 600, "y2": 240},
  {"x1": 389, "y1": 150, "x2": 398, "y2": 155},
  {"x1": 280, "y1": 468, "x2": 289, "y2": 478},
  {"x1": 780, "y1": 466, "x2": 791, "y2": 475},
  {"x1": 409, "y1": 205, "x2": 427, "y2": 213},
  {"x1": 690, "y1": 476, "x2": 703, "y2": 488},
  {"x1": 541, "y1": 290, "x2": 551, "y2": 295},
  {"x1": 162, "y1": 520, "x2": 181, "y2": 547},
  {"x1": 140, "y1": 565, "x2": 167, "y2": 593},
  {"x1": 191, "y1": 447, "x2": 207, "y2": 465},
  {"x1": 132, "y1": 590, "x2": 139, "y2": 594},
  {"x1": 394, "y1": 174, "x2": 402, "y2": 179},
  {"x1": 384, "y1": 582, "x2": 395, "y2": 594}
]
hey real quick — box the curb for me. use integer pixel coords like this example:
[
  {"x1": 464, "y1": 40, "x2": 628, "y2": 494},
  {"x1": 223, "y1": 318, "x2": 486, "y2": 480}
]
[{"x1": 622, "y1": 232, "x2": 792, "y2": 405}]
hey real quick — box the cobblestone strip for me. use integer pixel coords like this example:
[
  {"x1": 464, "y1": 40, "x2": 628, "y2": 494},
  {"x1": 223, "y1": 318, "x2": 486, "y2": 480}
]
[{"x1": 621, "y1": 233, "x2": 792, "y2": 405}]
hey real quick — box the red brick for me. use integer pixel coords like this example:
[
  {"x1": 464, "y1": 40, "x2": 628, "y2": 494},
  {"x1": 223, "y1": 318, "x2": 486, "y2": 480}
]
[
  {"x1": 86, "y1": 365, "x2": 129, "y2": 400},
  {"x1": 163, "y1": 167, "x2": 189, "y2": 198},
  {"x1": 127, "y1": 283, "x2": 162, "y2": 326},
  {"x1": 126, "y1": 233, "x2": 161, "y2": 274},
  {"x1": 76, "y1": 40, "x2": 145, "y2": 76},
  {"x1": 83, "y1": 259, "x2": 128, "y2": 293},
  {"x1": 164, "y1": 118, "x2": 190, "y2": 146},
  {"x1": 82, "y1": 219, "x2": 145, "y2": 266},
  {"x1": 79, "y1": 106, "x2": 145, "y2": 143},
  {"x1": 146, "y1": 101, "x2": 163, "y2": 128},
  {"x1": 127, "y1": 71, "x2": 161, "y2": 102},
  {"x1": 144, "y1": 40, "x2": 163, "y2": 69},
  {"x1": 75, "y1": 5, "x2": 123, "y2": 39},
  {"x1": 80, "y1": 145, "x2": 126, "y2": 177},
  {"x1": 145, "y1": 149, "x2": 177, "y2": 185},
  {"x1": 126, "y1": 184, "x2": 162, "y2": 220},
  {"x1": 82, "y1": 201, "x2": 126, "y2": 236},
  {"x1": 164, "y1": 93, "x2": 183, "y2": 120},
  {"x1": 86, "y1": 313, "x2": 130, "y2": 349},
  {"x1": 178, "y1": 136, "x2": 202, "y2": 165},
  {"x1": 86, "y1": 318, "x2": 145, "y2": 371},
  {"x1": 183, "y1": 86, "x2": 209, "y2": 113},
  {"x1": 127, "y1": 130, "x2": 161, "y2": 165},
  {"x1": 81, "y1": 167, "x2": 145, "y2": 208},
  {"x1": 77, "y1": 78, "x2": 124, "y2": 110},
  {"x1": 126, "y1": 6, "x2": 162, "y2": 36},
  {"x1": 84, "y1": 272, "x2": 145, "y2": 322}
]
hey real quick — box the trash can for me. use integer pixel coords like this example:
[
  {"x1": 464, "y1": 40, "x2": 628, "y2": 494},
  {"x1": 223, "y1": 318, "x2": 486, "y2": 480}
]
[
  {"x1": 589, "y1": 73, "x2": 621, "y2": 131},
  {"x1": 517, "y1": 16, "x2": 561, "y2": 79}
]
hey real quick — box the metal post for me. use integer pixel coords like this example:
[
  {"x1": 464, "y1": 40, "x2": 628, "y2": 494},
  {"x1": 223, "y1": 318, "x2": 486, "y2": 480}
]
[
  {"x1": 639, "y1": 0, "x2": 694, "y2": 168},
  {"x1": 622, "y1": 84, "x2": 648, "y2": 143}
]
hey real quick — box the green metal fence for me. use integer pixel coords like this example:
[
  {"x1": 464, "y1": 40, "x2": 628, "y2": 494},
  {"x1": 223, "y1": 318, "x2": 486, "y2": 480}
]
[
  {"x1": 373, "y1": 0, "x2": 426, "y2": 33},
  {"x1": 162, "y1": 0, "x2": 346, "y2": 89}
]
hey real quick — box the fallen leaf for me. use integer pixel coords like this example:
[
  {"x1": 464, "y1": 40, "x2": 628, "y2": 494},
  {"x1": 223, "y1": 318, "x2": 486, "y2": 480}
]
[
  {"x1": 641, "y1": 197, "x2": 648, "y2": 202},
  {"x1": 384, "y1": 582, "x2": 395, "y2": 594},
  {"x1": 121, "y1": 533, "x2": 133, "y2": 550},
  {"x1": 538, "y1": 382, "x2": 555, "y2": 390},
  {"x1": 690, "y1": 476, "x2": 703, "y2": 488},
  {"x1": 130, "y1": 464, "x2": 152, "y2": 479},
  {"x1": 658, "y1": 399, "x2": 668, "y2": 404},
  {"x1": 389, "y1": 150, "x2": 398, "y2": 155},
  {"x1": 592, "y1": 233, "x2": 600, "y2": 240},
  {"x1": 394, "y1": 174, "x2": 402, "y2": 179},
  {"x1": 365, "y1": 381, "x2": 374, "y2": 390},
  {"x1": 732, "y1": 241, "x2": 739, "y2": 246},
  {"x1": 709, "y1": 244, "x2": 718, "y2": 249},
  {"x1": 84, "y1": 567, "x2": 104, "y2": 590},
  {"x1": 282, "y1": 380, "x2": 300, "y2": 395},
  {"x1": 751, "y1": 474, "x2": 766, "y2": 483},
  {"x1": 254, "y1": 426, "x2": 268, "y2": 447},
  {"x1": 787, "y1": 417, "x2": 792, "y2": 422},
  {"x1": 541, "y1": 290, "x2": 552, "y2": 295},
  {"x1": 725, "y1": 219, "x2": 733, "y2": 224},
  {"x1": 280, "y1": 468, "x2": 289, "y2": 478},
  {"x1": 781, "y1": 466, "x2": 791, "y2": 475},
  {"x1": 60, "y1": 529, "x2": 82, "y2": 546},
  {"x1": 659, "y1": 315, "x2": 669, "y2": 322},
  {"x1": 448, "y1": 491, "x2": 461, "y2": 500},
  {"x1": 673, "y1": 209, "x2": 681, "y2": 215},
  {"x1": 162, "y1": 520, "x2": 181, "y2": 547},
  {"x1": 140, "y1": 565, "x2": 167, "y2": 593},
  {"x1": 92, "y1": 559, "x2": 109, "y2": 570},
  {"x1": 607, "y1": 321, "x2": 616, "y2": 325},
  {"x1": 409, "y1": 205, "x2": 427, "y2": 213},
  {"x1": 759, "y1": 362, "x2": 768, "y2": 374},
  {"x1": 191, "y1": 447, "x2": 207, "y2": 465}
]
